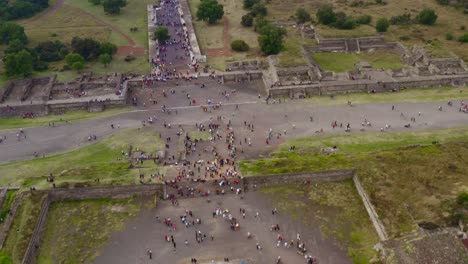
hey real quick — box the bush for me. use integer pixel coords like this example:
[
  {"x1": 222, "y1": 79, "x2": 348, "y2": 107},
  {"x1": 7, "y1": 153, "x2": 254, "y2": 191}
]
[
  {"x1": 254, "y1": 16, "x2": 270, "y2": 32},
  {"x1": 446, "y1": 32, "x2": 454, "y2": 40},
  {"x1": 356, "y1": 15, "x2": 372, "y2": 25},
  {"x1": 102, "y1": 0, "x2": 127, "y2": 14},
  {"x1": 416, "y1": 8, "x2": 438, "y2": 25},
  {"x1": 34, "y1": 40, "x2": 67, "y2": 62},
  {"x1": 316, "y1": 4, "x2": 337, "y2": 25},
  {"x1": 243, "y1": 0, "x2": 260, "y2": 9},
  {"x1": 295, "y1": 8, "x2": 311, "y2": 24},
  {"x1": 65, "y1": 53, "x2": 85, "y2": 67},
  {"x1": 376, "y1": 17, "x2": 390, "y2": 32},
  {"x1": 458, "y1": 33, "x2": 468, "y2": 43},
  {"x1": 241, "y1": 14, "x2": 254, "y2": 27},
  {"x1": 457, "y1": 192, "x2": 468, "y2": 207},
  {"x1": 334, "y1": 12, "x2": 356, "y2": 30},
  {"x1": 390, "y1": 13, "x2": 412, "y2": 25},
  {"x1": 231, "y1": 40, "x2": 250, "y2": 51}
]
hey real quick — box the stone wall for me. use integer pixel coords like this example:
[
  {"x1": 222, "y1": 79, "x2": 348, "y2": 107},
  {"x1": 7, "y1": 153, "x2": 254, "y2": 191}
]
[{"x1": 22, "y1": 184, "x2": 165, "y2": 264}]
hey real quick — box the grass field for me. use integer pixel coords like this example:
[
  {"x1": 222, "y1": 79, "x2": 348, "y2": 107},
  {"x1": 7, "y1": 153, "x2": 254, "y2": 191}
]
[
  {"x1": 189, "y1": 0, "x2": 260, "y2": 70},
  {"x1": 276, "y1": 32, "x2": 317, "y2": 68},
  {"x1": 37, "y1": 198, "x2": 146, "y2": 263},
  {"x1": 0, "y1": 128, "x2": 163, "y2": 189},
  {"x1": 0, "y1": 108, "x2": 130, "y2": 131},
  {"x1": 0, "y1": 190, "x2": 18, "y2": 221},
  {"x1": 266, "y1": 0, "x2": 468, "y2": 61},
  {"x1": 241, "y1": 127, "x2": 468, "y2": 238},
  {"x1": 311, "y1": 50, "x2": 403, "y2": 72},
  {"x1": 0, "y1": 0, "x2": 152, "y2": 84},
  {"x1": 261, "y1": 181, "x2": 379, "y2": 263},
  {"x1": 303, "y1": 87, "x2": 468, "y2": 105},
  {"x1": 2, "y1": 193, "x2": 47, "y2": 263}
]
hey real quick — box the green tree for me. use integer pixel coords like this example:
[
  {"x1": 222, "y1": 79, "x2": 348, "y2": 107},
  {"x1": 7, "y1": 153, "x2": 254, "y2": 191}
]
[
  {"x1": 376, "y1": 17, "x2": 390, "y2": 32},
  {"x1": 231, "y1": 39, "x2": 250, "y2": 51},
  {"x1": 295, "y1": 8, "x2": 311, "y2": 24},
  {"x1": 72, "y1": 61, "x2": 85, "y2": 71},
  {"x1": 316, "y1": 4, "x2": 337, "y2": 25},
  {"x1": 250, "y1": 3, "x2": 267, "y2": 17},
  {"x1": 4, "y1": 50, "x2": 33, "y2": 77},
  {"x1": 416, "y1": 8, "x2": 437, "y2": 25},
  {"x1": 99, "y1": 54, "x2": 112, "y2": 67},
  {"x1": 100, "y1": 42, "x2": 118, "y2": 56},
  {"x1": 0, "y1": 22, "x2": 28, "y2": 45},
  {"x1": 5, "y1": 39, "x2": 25, "y2": 54},
  {"x1": 153, "y1": 26, "x2": 171, "y2": 43},
  {"x1": 243, "y1": 0, "x2": 259, "y2": 9},
  {"x1": 103, "y1": 0, "x2": 127, "y2": 14},
  {"x1": 65, "y1": 53, "x2": 85, "y2": 67},
  {"x1": 241, "y1": 14, "x2": 254, "y2": 27},
  {"x1": 196, "y1": 0, "x2": 224, "y2": 24},
  {"x1": 258, "y1": 24, "x2": 286, "y2": 55}
]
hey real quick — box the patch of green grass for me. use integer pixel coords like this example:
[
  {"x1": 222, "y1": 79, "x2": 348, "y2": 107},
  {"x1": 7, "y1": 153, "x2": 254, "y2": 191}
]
[
  {"x1": 0, "y1": 190, "x2": 18, "y2": 221},
  {"x1": 189, "y1": 130, "x2": 211, "y2": 140},
  {"x1": 0, "y1": 251, "x2": 13, "y2": 264},
  {"x1": 261, "y1": 181, "x2": 379, "y2": 263},
  {"x1": 242, "y1": 128, "x2": 468, "y2": 238},
  {"x1": 311, "y1": 51, "x2": 403, "y2": 72},
  {"x1": 0, "y1": 128, "x2": 163, "y2": 189},
  {"x1": 303, "y1": 87, "x2": 468, "y2": 105},
  {"x1": 277, "y1": 34, "x2": 314, "y2": 68},
  {"x1": 37, "y1": 198, "x2": 142, "y2": 263},
  {"x1": 0, "y1": 108, "x2": 130, "y2": 131},
  {"x1": 2, "y1": 193, "x2": 47, "y2": 264}
]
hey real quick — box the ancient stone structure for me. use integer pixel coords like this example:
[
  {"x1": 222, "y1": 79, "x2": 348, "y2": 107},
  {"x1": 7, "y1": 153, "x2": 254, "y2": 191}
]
[
  {"x1": 266, "y1": 36, "x2": 468, "y2": 97},
  {"x1": 0, "y1": 73, "x2": 129, "y2": 117},
  {"x1": 226, "y1": 59, "x2": 267, "y2": 72}
]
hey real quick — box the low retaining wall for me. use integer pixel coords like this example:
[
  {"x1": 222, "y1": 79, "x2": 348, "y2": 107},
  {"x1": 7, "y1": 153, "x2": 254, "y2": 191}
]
[{"x1": 22, "y1": 184, "x2": 164, "y2": 264}]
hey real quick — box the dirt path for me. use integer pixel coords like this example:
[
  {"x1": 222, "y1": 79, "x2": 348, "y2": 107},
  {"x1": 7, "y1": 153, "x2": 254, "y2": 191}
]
[
  {"x1": 22, "y1": 0, "x2": 65, "y2": 26},
  {"x1": 205, "y1": 16, "x2": 231, "y2": 57},
  {"x1": 23, "y1": 0, "x2": 144, "y2": 56}
]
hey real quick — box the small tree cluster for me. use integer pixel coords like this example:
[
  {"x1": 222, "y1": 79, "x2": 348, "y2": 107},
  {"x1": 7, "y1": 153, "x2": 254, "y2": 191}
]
[
  {"x1": 389, "y1": 13, "x2": 412, "y2": 25},
  {"x1": 241, "y1": 0, "x2": 267, "y2": 28},
  {"x1": 196, "y1": 0, "x2": 224, "y2": 24},
  {"x1": 315, "y1": 4, "x2": 368, "y2": 30}
]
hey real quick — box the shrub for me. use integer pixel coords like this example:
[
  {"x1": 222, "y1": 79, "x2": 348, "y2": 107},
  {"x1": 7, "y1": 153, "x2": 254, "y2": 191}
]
[
  {"x1": 65, "y1": 53, "x2": 85, "y2": 67},
  {"x1": 258, "y1": 24, "x2": 286, "y2": 55},
  {"x1": 241, "y1": 14, "x2": 254, "y2": 27},
  {"x1": 250, "y1": 3, "x2": 267, "y2": 17},
  {"x1": 399, "y1": 35, "x2": 410, "y2": 41},
  {"x1": 458, "y1": 33, "x2": 468, "y2": 43},
  {"x1": 376, "y1": 17, "x2": 390, "y2": 32},
  {"x1": 416, "y1": 8, "x2": 438, "y2": 25},
  {"x1": 316, "y1": 4, "x2": 337, "y2": 25},
  {"x1": 356, "y1": 15, "x2": 372, "y2": 25},
  {"x1": 153, "y1": 26, "x2": 171, "y2": 43},
  {"x1": 334, "y1": 12, "x2": 356, "y2": 30},
  {"x1": 231, "y1": 39, "x2": 250, "y2": 51},
  {"x1": 446, "y1": 32, "x2": 454, "y2": 40},
  {"x1": 295, "y1": 8, "x2": 311, "y2": 24},
  {"x1": 390, "y1": 13, "x2": 412, "y2": 25},
  {"x1": 243, "y1": 0, "x2": 260, "y2": 9},
  {"x1": 124, "y1": 55, "x2": 136, "y2": 62}
]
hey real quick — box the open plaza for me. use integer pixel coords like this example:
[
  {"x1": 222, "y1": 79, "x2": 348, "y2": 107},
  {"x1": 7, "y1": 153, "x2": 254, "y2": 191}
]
[{"x1": 0, "y1": 0, "x2": 468, "y2": 263}]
